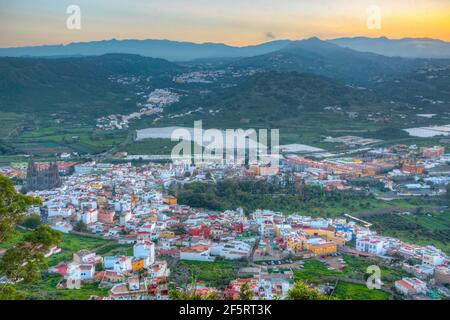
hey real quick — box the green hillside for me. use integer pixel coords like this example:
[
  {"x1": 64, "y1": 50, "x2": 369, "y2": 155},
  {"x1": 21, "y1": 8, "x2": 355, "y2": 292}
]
[
  {"x1": 167, "y1": 71, "x2": 385, "y2": 128},
  {"x1": 0, "y1": 54, "x2": 182, "y2": 118}
]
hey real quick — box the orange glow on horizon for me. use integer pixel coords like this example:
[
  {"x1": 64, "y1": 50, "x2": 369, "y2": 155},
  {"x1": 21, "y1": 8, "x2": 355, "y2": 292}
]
[{"x1": 0, "y1": 1, "x2": 449, "y2": 47}]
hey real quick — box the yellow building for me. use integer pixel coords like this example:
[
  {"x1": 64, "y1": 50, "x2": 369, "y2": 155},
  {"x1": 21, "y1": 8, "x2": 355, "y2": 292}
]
[
  {"x1": 163, "y1": 196, "x2": 177, "y2": 205},
  {"x1": 160, "y1": 231, "x2": 175, "y2": 239},
  {"x1": 132, "y1": 258, "x2": 145, "y2": 272},
  {"x1": 132, "y1": 195, "x2": 140, "y2": 206},
  {"x1": 90, "y1": 182, "x2": 103, "y2": 190},
  {"x1": 303, "y1": 228, "x2": 346, "y2": 246},
  {"x1": 144, "y1": 215, "x2": 158, "y2": 223},
  {"x1": 304, "y1": 242, "x2": 337, "y2": 255},
  {"x1": 286, "y1": 237, "x2": 305, "y2": 252}
]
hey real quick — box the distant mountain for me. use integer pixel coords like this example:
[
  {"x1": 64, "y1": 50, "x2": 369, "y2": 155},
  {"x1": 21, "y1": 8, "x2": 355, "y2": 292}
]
[
  {"x1": 232, "y1": 37, "x2": 429, "y2": 85},
  {"x1": 1, "y1": 37, "x2": 449, "y2": 61},
  {"x1": 0, "y1": 54, "x2": 181, "y2": 117},
  {"x1": 330, "y1": 37, "x2": 450, "y2": 59},
  {"x1": 0, "y1": 39, "x2": 291, "y2": 62}
]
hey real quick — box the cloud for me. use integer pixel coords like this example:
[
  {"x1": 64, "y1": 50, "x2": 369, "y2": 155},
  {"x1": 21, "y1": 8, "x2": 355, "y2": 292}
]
[{"x1": 265, "y1": 32, "x2": 276, "y2": 39}]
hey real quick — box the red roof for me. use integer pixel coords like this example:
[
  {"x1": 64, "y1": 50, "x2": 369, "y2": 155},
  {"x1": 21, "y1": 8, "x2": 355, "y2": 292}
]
[{"x1": 53, "y1": 264, "x2": 68, "y2": 276}]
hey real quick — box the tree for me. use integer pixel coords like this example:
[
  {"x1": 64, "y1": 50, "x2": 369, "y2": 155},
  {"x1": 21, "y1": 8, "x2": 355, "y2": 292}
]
[
  {"x1": 239, "y1": 281, "x2": 254, "y2": 300},
  {"x1": 446, "y1": 183, "x2": 450, "y2": 201},
  {"x1": 169, "y1": 288, "x2": 202, "y2": 300},
  {"x1": 23, "y1": 224, "x2": 62, "y2": 250},
  {"x1": 169, "y1": 287, "x2": 220, "y2": 300},
  {"x1": 0, "y1": 246, "x2": 46, "y2": 283},
  {"x1": 0, "y1": 284, "x2": 26, "y2": 300},
  {"x1": 21, "y1": 213, "x2": 41, "y2": 229},
  {"x1": 74, "y1": 220, "x2": 88, "y2": 232},
  {"x1": 0, "y1": 175, "x2": 41, "y2": 242},
  {"x1": 0, "y1": 224, "x2": 61, "y2": 284},
  {"x1": 287, "y1": 280, "x2": 331, "y2": 300}
]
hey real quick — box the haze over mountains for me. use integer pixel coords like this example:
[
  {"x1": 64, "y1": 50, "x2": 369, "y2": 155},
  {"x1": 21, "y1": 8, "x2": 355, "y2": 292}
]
[
  {"x1": 0, "y1": 37, "x2": 449, "y2": 61},
  {"x1": 330, "y1": 37, "x2": 450, "y2": 59},
  {"x1": 0, "y1": 39, "x2": 292, "y2": 62}
]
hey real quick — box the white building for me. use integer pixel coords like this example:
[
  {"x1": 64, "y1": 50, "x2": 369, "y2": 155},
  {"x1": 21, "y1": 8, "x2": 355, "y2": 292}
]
[
  {"x1": 77, "y1": 209, "x2": 98, "y2": 224},
  {"x1": 210, "y1": 241, "x2": 251, "y2": 260},
  {"x1": 180, "y1": 245, "x2": 215, "y2": 262},
  {"x1": 133, "y1": 241, "x2": 155, "y2": 266},
  {"x1": 356, "y1": 237, "x2": 386, "y2": 255},
  {"x1": 259, "y1": 221, "x2": 276, "y2": 238},
  {"x1": 422, "y1": 248, "x2": 445, "y2": 266},
  {"x1": 64, "y1": 263, "x2": 95, "y2": 289},
  {"x1": 104, "y1": 256, "x2": 133, "y2": 273},
  {"x1": 120, "y1": 211, "x2": 132, "y2": 226},
  {"x1": 79, "y1": 264, "x2": 95, "y2": 280},
  {"x1": 74, "y1": 164, "x2": 95, "y2": 175},
  {"x1": 48, "y1": 206, "x2": 73, "y2": 218},
  {"x1": 395, "y1": 277, "x2": 427, "y2": 296},
  {"x1": 50, "y1": 221, "x2": 73, "y2": 233}
]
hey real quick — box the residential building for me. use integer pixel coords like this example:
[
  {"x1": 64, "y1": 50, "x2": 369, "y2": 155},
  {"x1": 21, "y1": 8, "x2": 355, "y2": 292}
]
[{"x1": 395, "y1": 278, "x2": 427, "y2": 296}]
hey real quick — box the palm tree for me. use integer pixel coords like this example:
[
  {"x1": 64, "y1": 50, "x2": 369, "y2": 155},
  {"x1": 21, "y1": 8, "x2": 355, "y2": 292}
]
[
  {"x1": 239, "y1": 281, "x2": 255, "y2": 300},
  {"x1": 287, "y1": 280, "x2": 333, "y2": 300}
]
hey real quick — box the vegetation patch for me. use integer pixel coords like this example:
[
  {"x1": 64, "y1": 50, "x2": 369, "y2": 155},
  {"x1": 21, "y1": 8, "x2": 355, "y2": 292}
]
[
  {"x1": 333, "y1": 281, "x2": 390, "y2": 300},
  {"x1": 170, "y1": 259, "x2": 247, "y2": 290}
]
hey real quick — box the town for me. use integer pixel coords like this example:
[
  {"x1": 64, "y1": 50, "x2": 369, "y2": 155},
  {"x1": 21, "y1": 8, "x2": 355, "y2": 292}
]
[{"x1": 1, "y1": 142, "x2": 449, "y2": 300}]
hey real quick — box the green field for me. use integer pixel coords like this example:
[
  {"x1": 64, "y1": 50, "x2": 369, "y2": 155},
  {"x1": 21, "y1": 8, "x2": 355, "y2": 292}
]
[
  {"x1": 15, "y1": 274, "x2": 109, "y2": 300},
  {"x1": 46, "y1": 233, "x2": 111, "y2": 266},
  {"x1": 303, "y1": 198, "x2": 417, "y2": 218},
  {"x1": 333, "y1": 281, "x2": 390, "y2": 300},
  {"x1": 1, "y1": 228, "x2": 112, "y2": 266},
  {"x1": 0, "y1": 112, "x2": 27, "y2": 138},
  {"x1": 170, "y1": 259, "x2": 247, "y2": 290},
  {"x1": 0, "y1": 112, "x2": 129, "y2": 161},
  {"x1": 124, "y1": 138, "x2": 179, "y2": 155},
  {"x1": 14, "y1": 122, "x2": 127, "y2": 156},
  {"x1": 95, "y1": 243, "x2": 134, "y2": 256},
  {"x1": 292, "y1": 255, "x2": 408, "y2": 300},
  {"x1": 367, "y1": 211, "x2": 450, "y2": 254}
]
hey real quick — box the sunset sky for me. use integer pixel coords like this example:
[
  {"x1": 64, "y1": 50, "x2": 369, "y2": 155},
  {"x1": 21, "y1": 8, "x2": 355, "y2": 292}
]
[{"x1": 0, "y1": 0, "x2": 449, "y2": 47}]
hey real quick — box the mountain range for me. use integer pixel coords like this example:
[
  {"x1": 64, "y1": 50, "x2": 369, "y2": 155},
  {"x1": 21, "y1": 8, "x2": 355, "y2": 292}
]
[
  {"x1": 0, "y1": 37, "x2": 449, "y2": 61},
  {"x1": 0, "y1": 39, "x2": 291, "y2": 62},
  {"x1": 330, "y1": 37, "x2": 450, "y2": 59},
  {"x1": 231, "y1": 37, "x2": 431, "y2": 85},
  {"x1": 0, "y1": 37, "x2": 449, "y2": 122}
]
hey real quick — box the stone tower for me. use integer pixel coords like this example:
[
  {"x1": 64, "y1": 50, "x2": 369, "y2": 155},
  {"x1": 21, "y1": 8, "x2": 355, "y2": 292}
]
[{"x1": 26, "y1": 158, "x2": 62, "y2": 191}]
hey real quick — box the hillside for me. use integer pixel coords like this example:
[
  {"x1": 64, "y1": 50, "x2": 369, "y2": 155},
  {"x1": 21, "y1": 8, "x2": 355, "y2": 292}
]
[
  {"x1": 232, "y1": 38, "x2": 435, "y2": 85},
  {"x1": 0, "y1": 54, "x2": 182, "y2": 118},
  {"x1": 372, "y1": 65, "x2": 450, "y2": 111},
  {"x1": 168, "y1": 71, "x2": 384, "y2": 127}
]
